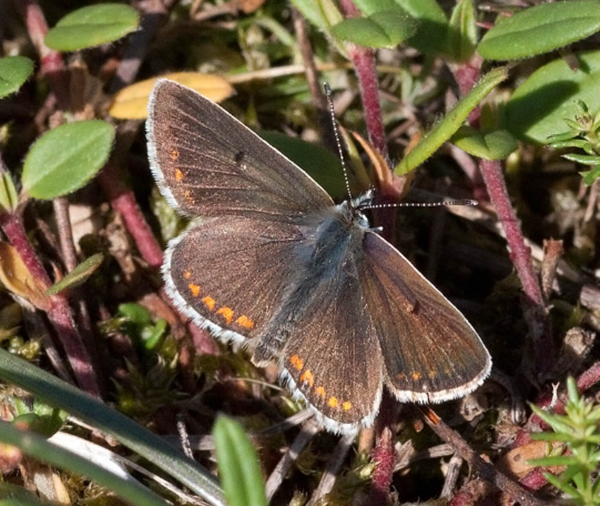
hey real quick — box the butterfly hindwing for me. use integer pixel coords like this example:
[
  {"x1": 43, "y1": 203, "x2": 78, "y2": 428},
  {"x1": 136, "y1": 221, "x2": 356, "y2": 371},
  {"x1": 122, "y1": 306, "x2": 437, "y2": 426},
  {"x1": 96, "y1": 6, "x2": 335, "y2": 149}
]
[
  {"x1": 164, "y1": 216, "x2": 306, "y2": 345},
  {"x1": 276, "y1": 239, "x2": 384, "y2": 434}
]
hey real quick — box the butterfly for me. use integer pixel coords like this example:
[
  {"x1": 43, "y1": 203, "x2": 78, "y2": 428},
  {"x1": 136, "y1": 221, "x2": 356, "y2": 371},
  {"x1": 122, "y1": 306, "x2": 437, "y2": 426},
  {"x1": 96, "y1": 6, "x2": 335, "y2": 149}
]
[{"x1": 146, "y1": 79, "x2": 492, "y2": 434}]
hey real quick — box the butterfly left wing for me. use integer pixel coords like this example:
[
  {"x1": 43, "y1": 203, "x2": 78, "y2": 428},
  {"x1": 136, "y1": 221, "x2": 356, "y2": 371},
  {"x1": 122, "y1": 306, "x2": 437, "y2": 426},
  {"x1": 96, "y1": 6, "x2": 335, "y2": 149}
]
[
  {"x1": 147, "y1": 80, "x2": 333, "y2": 222},
  {"x1": 164, "y1": 216, "x2": 306, "y2": 346},
  {"x1": 361, "y1": 231, "x2": 491, "y2": 403}
]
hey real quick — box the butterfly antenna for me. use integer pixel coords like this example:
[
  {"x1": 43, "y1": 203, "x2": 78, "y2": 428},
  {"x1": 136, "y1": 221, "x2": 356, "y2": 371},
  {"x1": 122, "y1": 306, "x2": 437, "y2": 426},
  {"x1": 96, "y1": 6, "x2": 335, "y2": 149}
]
[
  {"x1": 360, "y1": 199, "x2": 478, "y2": 210},
  {"x1": 324, "y1": 83, "x2": 353, "y2": 200}
]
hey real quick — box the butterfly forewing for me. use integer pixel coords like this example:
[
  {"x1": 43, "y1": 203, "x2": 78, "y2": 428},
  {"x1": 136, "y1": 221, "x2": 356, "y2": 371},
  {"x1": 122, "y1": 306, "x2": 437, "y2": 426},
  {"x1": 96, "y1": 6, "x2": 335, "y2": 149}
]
[
  {"x1": 147, "y1": 80, "x2": 333, "y2": 221},
  {"x1": 362, "y1": 232, "x2": 491, "y2": 402}
]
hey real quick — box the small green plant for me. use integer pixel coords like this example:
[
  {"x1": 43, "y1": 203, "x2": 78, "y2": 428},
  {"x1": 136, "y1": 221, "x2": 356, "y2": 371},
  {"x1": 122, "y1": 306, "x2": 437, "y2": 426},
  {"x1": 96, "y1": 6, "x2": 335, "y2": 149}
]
[
  {"x1": 547, "y1": 101, "x2": 600, "y2": 186},
  {"x1": 529, "y1": 377, "x2": 600, "y2": 505}
]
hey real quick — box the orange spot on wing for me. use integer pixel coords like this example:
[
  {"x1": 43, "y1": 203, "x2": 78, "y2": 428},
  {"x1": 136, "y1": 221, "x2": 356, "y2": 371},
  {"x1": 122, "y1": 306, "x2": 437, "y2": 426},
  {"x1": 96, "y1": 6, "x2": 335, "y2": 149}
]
[
  {"x1": 290, "y1": 355, "x2": 304, "y2": 370},
  {"x1": 216, "y1": 306, "x2": 234, "y2": 325},
  {"x1": 202, "y1": 296, "x2": 215, "y2": 310},
  {"x1": 327, "y1": 397, "x2": 338, "y2": 408},
  {"x1": 315, "y1": 386, "x2": 325, "y2": 397},
  {"x1": 184, "y1": 190, "x2": 195, "y2": 203},
  {"x1": 411, "y1": 372, "x2": 422, "y2": 381},
  {"x1": 236, "y1": 315, "x2": 255, "y2": 329},
  {"x1": 300, "y1": 370, "x2": 314, "y2": 387},
  {"x1": 188, "y1": 284, "x2": 200, "y2": 297},
  {"x1": 170, "y1": 149, "x2": 180, "y2": 161},
  {"x1": 342, "y1": 401, "x2": 352, "y2": 411},
  {"x1": 428, "y1": 370, "x2": 437, "y2": 379},
  {"x1": 184, "y1": 271, "x2": 191, "y2": 279},
  {"x1": 175, "y1": 168, "x2": 183, "y2": 181}
]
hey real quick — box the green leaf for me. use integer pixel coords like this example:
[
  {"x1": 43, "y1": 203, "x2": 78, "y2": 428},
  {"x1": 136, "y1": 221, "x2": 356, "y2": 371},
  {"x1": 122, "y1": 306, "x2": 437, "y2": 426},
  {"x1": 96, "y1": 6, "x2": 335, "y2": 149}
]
[
  {"x1": 544, "y1": 473, "x2": 581, "y2": 498},
  {"x1": 478, "y1": 0, "x2": 600, "y2": 61},
  {"x1": 505, "y1": 50, "x2": 600, "y2": 144},
  {"x1": 586, "y1": 166, "x2": 600, "y2": 185},
  {"x1": 0, "y1": 349, "x2": 225, "y2": 505},
  {"x1": 142, "y1": 319, "x2": 168, "y2": 351},
  {"x1": 529, "y1": 456, "x2": 579, "y2": 467},
  {"x1": 0, "y1": 172, "x2": 18, "y2": 215},
  {"x1": 550, "y1": 139, "x2": 595, "y2": 154},
  {"x1": 331, "y1": 10, "x2": 417, "y2": 48},
  {"x1": 22, "y1": 120, "x2": 115, "y2": 200},
  {"x1": 118, "y1": 303, "x2": 151, "y2": 326},
  {"x1": 447, "y1": 0, "x2": 477, "y2": 63},
  {"x1": 451, "y1": 126, "x2": 517, "y2": 160},
  {"x1": 259, "y1": 131, "x2": 347, "y2": 199},
  {"x1": 354, "y1": 0, "x2": 448, "y2": 54},
  {"x1": 396, "y1": 66, "x2": 509, "y2": 174},
  {"x1": 0, "y1": 56, "x2": 34, "y2": 99},
  {"x1": 45, "y1": 3, "x2": 140, "y2": 51},
  {"x1": 213, "y1": 416, "x2": 267, "y2": 506},
  {"x1": 45, "y1": 253, "x2": 104, "y2": 296},
  {"x1": 563, "y1": 153, "x2": 600, "y2": 165}
]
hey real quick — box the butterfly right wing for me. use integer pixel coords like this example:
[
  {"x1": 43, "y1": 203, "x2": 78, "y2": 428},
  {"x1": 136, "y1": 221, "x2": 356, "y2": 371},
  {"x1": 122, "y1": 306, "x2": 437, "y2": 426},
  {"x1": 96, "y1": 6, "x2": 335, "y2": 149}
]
[
  {"x1": 147, "y1": 80, "x2": 334, "y2": 221},
  {"x1": 361, "y1": 231, "x2": 491, "y2": 403}
]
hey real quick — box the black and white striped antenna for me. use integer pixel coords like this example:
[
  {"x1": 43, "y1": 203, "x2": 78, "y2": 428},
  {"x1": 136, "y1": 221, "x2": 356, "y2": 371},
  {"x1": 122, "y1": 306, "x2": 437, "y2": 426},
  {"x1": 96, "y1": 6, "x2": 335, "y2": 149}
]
[{"x1": 323, "y1": 83, "x2": 478, "y2": 211}]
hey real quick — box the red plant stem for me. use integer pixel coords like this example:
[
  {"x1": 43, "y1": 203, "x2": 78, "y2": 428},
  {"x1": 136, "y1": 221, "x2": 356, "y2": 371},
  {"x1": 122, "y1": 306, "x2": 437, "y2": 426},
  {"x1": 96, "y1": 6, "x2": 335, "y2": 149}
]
[
  {"x1": 18, "y1": 0, "x2": 69, "y2": 109},
  {"x1": 451, "y1": 60, "x2": 553, "y2": 374},
  {"x1": 0, "y1": 211, "x2": 100, "y2": 397},
  {"x1": 453, "y1": 56, "x2": 483, "y2": 126},
  {"x1": 421, "y1": 408, "x2": 547, "y2": 506},
  {"x1": 479, "y1": 160, "x2": 552, "y2": 372},
  {"x1": 576, "y1": 360, "x2": 600, "y2": 392},
  {"x1": 1, "y1": 211, "x2": 52, "y2": 287},
  {"x1": 338, "y1": 0, "x2": 388, "y2": 161},
  {"x1": 98, "y1": 163, "x2": 164, "y2": 269},
  {"x1": 53, "y1": 198, "x2": 78, "y2": 272}
]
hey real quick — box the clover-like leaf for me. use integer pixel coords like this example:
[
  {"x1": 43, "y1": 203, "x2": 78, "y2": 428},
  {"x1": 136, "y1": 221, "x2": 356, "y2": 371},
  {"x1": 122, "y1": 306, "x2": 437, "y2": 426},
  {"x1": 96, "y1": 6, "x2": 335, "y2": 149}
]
[
  {"x1": 22, "y1": 120, "x2": 115, "y2": 200},
  {"x1": 478, "y1": 0, "x2": 600, "y2": 61},
  {"x1": 505, "y1": 50, "x2": 600, "y2": 144},
  {"x1": 0, "y1": 56, "x2": 34, "y2": 99},
  {"x1": 451, "y1": 126, "x2": 517, "y2": 160},
  {"x1": 331, "y1": 9, "x2": 418, "y2": 48},
  {"x1": 45, "y1": 3, "x2": 140, "y2": 51}
]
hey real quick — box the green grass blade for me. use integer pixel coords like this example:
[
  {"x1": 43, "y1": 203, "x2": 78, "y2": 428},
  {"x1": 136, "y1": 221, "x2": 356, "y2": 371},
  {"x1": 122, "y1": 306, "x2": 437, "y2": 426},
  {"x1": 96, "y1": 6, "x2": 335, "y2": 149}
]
[
  {"x1": 0, "y1": 421, "x2": 169, "y2": 506},
  {"x1": 396, "y1": 66, "x2": 509, "y2": 175},
  {"x1": 0, "y1": 350, "x2": 225, "y2": 506},
  {"x1": 213, "y1": 416, "x2": 267, "y2": 506}
]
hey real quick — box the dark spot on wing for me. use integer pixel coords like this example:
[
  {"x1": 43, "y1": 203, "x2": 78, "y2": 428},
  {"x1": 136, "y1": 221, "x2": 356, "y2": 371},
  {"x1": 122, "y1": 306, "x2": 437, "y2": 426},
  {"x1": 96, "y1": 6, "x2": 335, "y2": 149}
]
[{"x1": 235, "y1": 151, "x2": 245, "y2": 164}]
